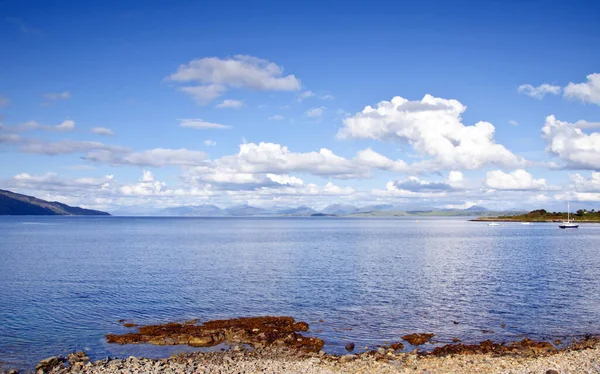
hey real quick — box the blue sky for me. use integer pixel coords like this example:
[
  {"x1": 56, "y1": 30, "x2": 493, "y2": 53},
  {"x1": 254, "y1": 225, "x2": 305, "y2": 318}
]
[{"x1": 1, "y1": 0, "x2": 600, "y2": 212}]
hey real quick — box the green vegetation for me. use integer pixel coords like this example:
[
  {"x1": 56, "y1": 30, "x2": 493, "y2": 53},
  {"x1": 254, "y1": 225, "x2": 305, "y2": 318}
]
[{"x1": 474, "y1": 209, "x2": 600, "y2": 222}]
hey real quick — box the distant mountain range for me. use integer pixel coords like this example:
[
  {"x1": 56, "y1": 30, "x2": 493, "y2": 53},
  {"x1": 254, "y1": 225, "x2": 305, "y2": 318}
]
[
  {"x1": 143, "y1": 203, "x2": 504, "y2": 217},
  {"x1": 0, "y1": 189, "x2": 110, "y2": 216}
]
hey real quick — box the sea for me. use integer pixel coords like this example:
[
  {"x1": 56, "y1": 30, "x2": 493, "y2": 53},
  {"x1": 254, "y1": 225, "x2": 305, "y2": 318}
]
[{"x1": 1, "y1": 216, "x2": 599, "y2": 369}]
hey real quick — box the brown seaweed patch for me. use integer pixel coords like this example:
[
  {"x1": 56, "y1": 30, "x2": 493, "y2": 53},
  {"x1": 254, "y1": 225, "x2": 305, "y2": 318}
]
[
  {"x1": 402, "y1": 333, "x2": 435, "y2": 346},
  {"x1": 430, "y1": 338, "x2": 557, "y2": 357},
  {"x1": 106, "y1": 316, "x2": 324, "y2": 352}
]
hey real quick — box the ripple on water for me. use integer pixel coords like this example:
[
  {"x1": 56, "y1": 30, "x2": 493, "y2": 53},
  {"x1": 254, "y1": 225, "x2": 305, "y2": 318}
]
[{"x1": 1, "y1": 216, "x2": 600, "y2": 369}]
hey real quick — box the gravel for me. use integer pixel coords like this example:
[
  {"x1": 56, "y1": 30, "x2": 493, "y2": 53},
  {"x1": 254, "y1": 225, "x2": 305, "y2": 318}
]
[{"x1": 31, "y1": 344, "x2": 600, "y2": 374}]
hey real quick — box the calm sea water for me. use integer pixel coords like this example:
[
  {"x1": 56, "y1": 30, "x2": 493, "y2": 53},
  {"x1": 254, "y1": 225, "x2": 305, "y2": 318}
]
[{"x1": 1, "y1": 216, "x2": 600, "y2": 369}]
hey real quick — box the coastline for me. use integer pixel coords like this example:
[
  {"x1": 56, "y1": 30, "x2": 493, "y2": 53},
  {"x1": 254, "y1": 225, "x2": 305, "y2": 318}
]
[
  {"x1": 29, "y1": 339, "x2": 600, "y2": 374},
  {"x1": 471, "y1": 217, "x2": 600, "y2": 223},
  {"x1": 22, "y1": 317, "x2": 600, "y2": 374}
]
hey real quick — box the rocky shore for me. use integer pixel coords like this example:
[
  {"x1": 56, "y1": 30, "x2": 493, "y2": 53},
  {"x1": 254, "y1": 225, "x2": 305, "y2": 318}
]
[
  {"x1": 6, "y1": 317, "x2": 600, "y2": 373},
  {"x1": 24, "y1": 341, "x2": 600, "y2": 374}
]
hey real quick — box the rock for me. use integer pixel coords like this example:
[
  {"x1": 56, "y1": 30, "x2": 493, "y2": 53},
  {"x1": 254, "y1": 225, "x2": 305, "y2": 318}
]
[
  {"x1": 452, "y1": 337, "x2": 461, "y2": 343},
  {"x1": 453, "y1": 321, "x2": 459, "y2": 325},
  {"x1": 71, "y1": 362, "x2": 84, "y2": 372},
  {"x1": 339, "y1": 354, "x2": 357, "y2": 363},
  {"x1": 377, "y1": 347, "x2": 386, "y2": 355},
  {"x1": 35, "y1": 356, "x2": 65, "y2": 372},
  {"x1": 188, "y1": 336, "x2": 213, "y2": 346},
  {"x1": 67, "y1": 351, "x2": 90, "y2": 365},
  {"x1": 546, "y1": 370, "x2": 559, "y2": 374},
  {"x1": 389, "y1": 342, "x2": 404, "y2": 351},
  {"x1": 8, "y1": 370, "x2": 19, "y2": 374},
  {"x1": 345, "y1": 342, "x2": 355, "y2": 351},
  {"x1": 402, "y1": 333, "x2": 435, "y2": 346}
]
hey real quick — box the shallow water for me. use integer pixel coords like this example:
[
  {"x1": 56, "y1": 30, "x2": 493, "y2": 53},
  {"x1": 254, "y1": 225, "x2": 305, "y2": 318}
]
[{"x1": 1, "y1": 216, "x2": 599, "y2": 368}]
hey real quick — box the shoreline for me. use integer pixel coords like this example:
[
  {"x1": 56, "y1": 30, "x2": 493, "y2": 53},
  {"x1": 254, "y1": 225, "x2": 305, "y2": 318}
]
[
  {"x1": 471, "y1": 217, "x2": 600, "y2": 223},
  {"x1": 28, "y1": 338, "x2": 600, "y2": 374},
  {"x1": 21, "y1": 317, "x2": 600, "y2": 373}
]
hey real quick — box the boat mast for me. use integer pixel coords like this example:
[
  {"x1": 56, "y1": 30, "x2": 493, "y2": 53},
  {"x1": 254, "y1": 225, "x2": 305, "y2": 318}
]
[{"x1": 568, "y1": 201, "x2": 570, "y2": 222}]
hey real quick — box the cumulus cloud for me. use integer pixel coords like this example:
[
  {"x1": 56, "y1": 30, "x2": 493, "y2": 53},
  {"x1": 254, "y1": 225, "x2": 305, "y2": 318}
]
[
  {"x1": 354, "y1": 148, "x2": 408, "y2": 172},
  {"x1": 85, "y1": 148, "x2": 207, "y2": 167},
  {"x1": 338, "y1": 94, "x2": 525, "y2": 171},
  {"x1": 204, "y1": 140, "x2": 217, "y2": 146},
  {"x1": 542, "y1": 115, "x2": 600, "y2": 170},
  {"x1": 570, "y1": 172, "x2": 600, "y2": 192},
  {"x1": 167, "y1": 55, "x2": 301, "y2": 104},
  {"x1": 91, "y1": 127, "x2": 115, "y2": 136},
  {"x1": 509, "y1": 120, "x2": 519, "y2": 126},
  {"x1": 386, "y1": 172, "x2": 466, "y2": 194},
  {"x1": 563, "y1": 73, "x2": 600, "y2": 105},
  {"x1": 485, "y1": 169, "x2": 547, "y2": 190},
  {"x1": 178, "y1": 118, "x2": 231, "y2": 130},
  {"x1": 190, "y1": 142, "x2": 372, "y2": 181},
  {"x1": 518, "y1": 84, "x2": 561, "y2": 99},
  {"x1": 306, "y1": 106, "x2": 326, "y2": 118},
  {"x1": 268, "y1": 114, "x2": 285, "y2": 121},
  {"x1": 216, "y1": 99, "x2": 244, "y2": 109}
]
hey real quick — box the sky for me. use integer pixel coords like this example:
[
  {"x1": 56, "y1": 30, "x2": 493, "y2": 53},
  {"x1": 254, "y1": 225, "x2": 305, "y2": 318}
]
[{"x1": 1, "y1": 0, "x2": 600, "y2": 213}]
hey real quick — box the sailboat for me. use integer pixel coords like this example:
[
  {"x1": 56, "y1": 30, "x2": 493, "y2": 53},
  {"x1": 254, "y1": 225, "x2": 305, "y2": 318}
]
[{"x1": 559, "y1": 202, "x2": 579, "y2": 229}]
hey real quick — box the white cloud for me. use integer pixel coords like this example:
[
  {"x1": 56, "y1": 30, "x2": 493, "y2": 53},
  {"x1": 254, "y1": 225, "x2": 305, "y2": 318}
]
[
  {"x1": 354, "y1": 148, "x2": 408, "y2": 172},
  {"x1": 517, "y1": 84, "x2": 561, "y2": 99},
  {"x1": 320, "y1": 94, "x2": 334, "y2": 100},
  {"x1": 485, "y1": 169, "x2": 547, "y2": 190},
  {"x1": 552, "y1": 191, "x2": 600, "y2": 202},
  {"x1": 448, "y1": 171, "x2": 465, "y2": 189},
  {"x1": 570, "y1": 172, "x2": 600, "y2": 192},
  {"x1": 192, "y1": 142, "x2": 372, "y2": 181},
  {"x1": 563, "y1": 73, "x2": 600, "y2": 105},
  {"x1": 297, "y1": 90, "x2": 315, "y2": 101},
  {"x1": 384, "y1": 172, "x2": 466, "y2": 194},
  {"x1": 338, "y1": 94, "x2": 525, "y2": 171},
  {"x1": 55, "y1": 120, "x2": 75, "y2": 131},
  {"x1": 85, "y1": 148, "x2": 207, "y2": 167},
  {"x1": 10, "y1": 172, "x2": 115, "y2": 194},
  {"x1": 542, "y1": 115, "x2": 600, "y2": 170},
  {"x1": 91, "y1": 127, "x2": 115, "y2": 136},
  {"x1": 266, "y1": 173, "x2": 304, "y2": 186},
  {"x1": 306, "y1": 106, "x2": 326, "y2": 118},
  {"x1": 178, "y1": 85, "x2": 225, "y2": 104},
  {"x1": 268, "y1": 114, "x2": 285, "y2": 121},
  {"x1": 509, "y1": 120, "x2": 519, "y2": 126},
  {"x1": 572, "y1": 120, "x2": 600, "y2": 129},
  {"x1": 119, "y1": 171, "x2": 166, "y2": 196},
  {"x1": 2, "y1": 120, "x2": 76, "y2": 132},
  {"x1": 19, "y1": 140, "x2": 126, "y2": 155},
  {"x1": 216, "y1": 99, "x2": 244, "y2": 109},
  {"x1": 43, "y1": 91, "x2": 70, "y2": 100},
  {"x1": 0, "y1": 95, "x2": 9, "y2": 107},
  {"x1": 178, "y1": 118, "x2": 231, "y2": 130},
  {"x1": 204, "y1": 140, "x2": 217, "y2": 147},
  {"x1": 168, "y1": 55, "x2": 301, "y2": 104}
]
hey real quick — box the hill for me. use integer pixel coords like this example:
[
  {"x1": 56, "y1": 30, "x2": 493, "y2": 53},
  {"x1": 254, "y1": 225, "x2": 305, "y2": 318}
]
[
  {"x1": 0, "y1": 189, "x2": 110, "y2": 216},
  {"x1": 472, "y1": 209, "x2": 600, "y2": 222}
]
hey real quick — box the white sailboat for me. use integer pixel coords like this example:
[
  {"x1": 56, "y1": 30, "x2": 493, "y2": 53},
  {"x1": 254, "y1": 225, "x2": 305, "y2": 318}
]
[{"x1": 559, "y1": 202, "x2": 579, "y2": 229}]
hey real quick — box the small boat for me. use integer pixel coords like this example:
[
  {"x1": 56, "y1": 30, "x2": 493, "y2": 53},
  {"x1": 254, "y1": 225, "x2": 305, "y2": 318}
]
[
  {"x1": 488, "y1": 223, "x2": 500, "y2": 226},
  {"x1": 521, "y1": 222, "x2": 532, "y2": 225},
  {"x1": 559, "y1": 202, "x2": 579, "y2": 229}
]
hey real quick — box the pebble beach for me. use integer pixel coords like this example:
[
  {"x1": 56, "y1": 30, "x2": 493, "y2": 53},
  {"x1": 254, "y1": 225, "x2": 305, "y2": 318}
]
[{"x1": 24, "y1": 343, "x2": 600, "y2": 374}]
